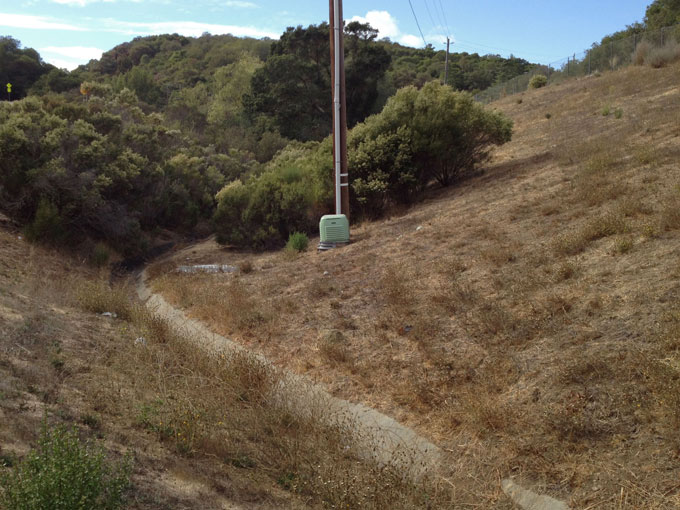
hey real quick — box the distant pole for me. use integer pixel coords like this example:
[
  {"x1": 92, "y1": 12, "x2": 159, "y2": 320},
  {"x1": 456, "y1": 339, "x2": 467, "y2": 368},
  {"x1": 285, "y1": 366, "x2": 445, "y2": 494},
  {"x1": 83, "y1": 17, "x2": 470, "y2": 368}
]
[
  {"x1": 329, "y1": 0, "x2": 349, "y2": 220},
  {"x1": 444, "y1": 37, "x2": 450, "y2": 85}
]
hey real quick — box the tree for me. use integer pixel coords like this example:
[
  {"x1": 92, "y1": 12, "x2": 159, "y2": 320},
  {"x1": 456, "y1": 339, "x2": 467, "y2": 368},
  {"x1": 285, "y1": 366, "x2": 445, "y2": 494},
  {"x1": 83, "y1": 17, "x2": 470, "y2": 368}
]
[
  {"x1": 245, "y1": 22, "x2": 391, "y2": 142},
  {"x1": 644, "y1": 0, "x2": 680, "y2": 30},
  {"x1": 0, "y1": 37, "x2": 52, "y2": 100}
]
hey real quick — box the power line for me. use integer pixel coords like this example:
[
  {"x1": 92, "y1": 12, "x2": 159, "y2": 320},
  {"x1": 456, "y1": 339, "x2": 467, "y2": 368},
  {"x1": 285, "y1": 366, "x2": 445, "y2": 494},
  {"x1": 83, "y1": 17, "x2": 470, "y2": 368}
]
[
  {"x1": 422, "y1": 0, "x2": 439, "y2": 32},
  {"x1": 436, "y1": 0, "x2": 450, "y2": 37},
  {"x1": 407, "y1": 0, "x2": 428, "y2": 47}
]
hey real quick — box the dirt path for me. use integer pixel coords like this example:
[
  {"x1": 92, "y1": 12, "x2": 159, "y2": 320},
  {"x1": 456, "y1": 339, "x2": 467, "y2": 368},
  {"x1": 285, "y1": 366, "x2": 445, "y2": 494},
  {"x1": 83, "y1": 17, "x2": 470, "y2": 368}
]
[{"x1": 136, "y1": 269, "x2": 442, "y2": 476}]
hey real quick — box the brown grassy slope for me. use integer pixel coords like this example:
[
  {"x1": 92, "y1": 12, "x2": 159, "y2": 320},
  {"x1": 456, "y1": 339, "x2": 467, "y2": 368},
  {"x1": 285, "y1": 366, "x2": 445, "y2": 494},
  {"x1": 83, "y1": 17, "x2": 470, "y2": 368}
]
[
  {"x1": 150, "y1": 62, "x2": 680, "y2": 508},
  {"x1": 0, "y1": 225, "x2": 308, "y2": 510}
]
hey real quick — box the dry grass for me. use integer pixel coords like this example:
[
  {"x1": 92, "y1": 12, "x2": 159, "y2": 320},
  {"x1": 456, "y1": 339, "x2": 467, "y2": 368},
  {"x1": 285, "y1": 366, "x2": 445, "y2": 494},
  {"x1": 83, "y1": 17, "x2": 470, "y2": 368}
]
[{"x1": 147, "y1": 61, "x2": 680, "y2": 508}]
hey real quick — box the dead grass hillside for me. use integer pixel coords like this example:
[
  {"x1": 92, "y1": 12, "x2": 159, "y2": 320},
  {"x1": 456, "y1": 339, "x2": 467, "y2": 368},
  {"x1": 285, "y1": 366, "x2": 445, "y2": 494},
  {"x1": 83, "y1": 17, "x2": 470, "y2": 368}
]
[
  {"x1": 0, "y1": 224, "x2": 319, "y2": 509},
  {"x1": 150, "y1": 62, "x2": 680, "y2": 508}
]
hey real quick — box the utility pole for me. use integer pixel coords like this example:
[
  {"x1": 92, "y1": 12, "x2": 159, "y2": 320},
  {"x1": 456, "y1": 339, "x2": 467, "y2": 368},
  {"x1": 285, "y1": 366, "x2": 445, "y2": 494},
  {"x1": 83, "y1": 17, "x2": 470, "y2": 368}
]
[
  {"x1": 444, "y1": 37, "x2": 450, "y2": 86},
  {"x1": 329, "y1": 0, "x2": 349, "y2": 221}
]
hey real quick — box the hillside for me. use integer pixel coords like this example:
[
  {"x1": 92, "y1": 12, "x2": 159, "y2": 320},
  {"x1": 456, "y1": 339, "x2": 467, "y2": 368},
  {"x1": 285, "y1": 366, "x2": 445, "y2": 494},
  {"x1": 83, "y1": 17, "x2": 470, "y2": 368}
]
[{"x1": 148, "y1": 61, "x2": 680, "y2": 508}]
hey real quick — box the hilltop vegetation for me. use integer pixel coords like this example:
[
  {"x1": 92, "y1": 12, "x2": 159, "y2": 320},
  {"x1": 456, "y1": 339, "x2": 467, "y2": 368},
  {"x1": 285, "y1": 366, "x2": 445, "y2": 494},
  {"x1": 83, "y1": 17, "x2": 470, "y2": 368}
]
[{"x1": 0, "y1": 22, "x2": 522, "y2": 255}]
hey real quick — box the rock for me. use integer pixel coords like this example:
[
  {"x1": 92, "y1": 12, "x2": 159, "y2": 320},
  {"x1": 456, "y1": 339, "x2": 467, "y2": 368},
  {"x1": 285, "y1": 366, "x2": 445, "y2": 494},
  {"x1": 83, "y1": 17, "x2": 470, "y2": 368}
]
[
  {"x1": 502, "y1": 479, "x2": 569, "y2": 510},
  {"x1": 134, "y1": 337, "x2": 147, "y2": 346},
  {"x1": 415, "y1": 225, "x2": 423, "y2": 231}
]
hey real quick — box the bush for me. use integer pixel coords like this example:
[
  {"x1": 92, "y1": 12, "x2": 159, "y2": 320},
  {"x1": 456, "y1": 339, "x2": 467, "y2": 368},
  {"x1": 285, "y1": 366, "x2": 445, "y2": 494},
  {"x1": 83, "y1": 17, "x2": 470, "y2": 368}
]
[
  {"x1": 213, "y1": 141, "x2": 331, "y2": 248},
  {"x1": 529, "y1": 74, "x2": 548, "y2": 89},
  {"x1": 0, "y1": 423, "x2": 131, "y2": 510},
  {"x1": 352, "y1": 82, "x2": 513, "y2": 188},
  {"x1": 24, "y1": 198, "x2": 65, "y2": 245},
  {"x1": 91, "y1": 242, "x2": 111, "y2": 267},
  {"x1": 645, "y1": 41, "x2": 680, "y2": 68},
  {"x1": 632, "y1": 40, "x2": 652, "y2": 65},
  {"x1": 286, "y1": 232, "x2": 309, "y2": 252}
]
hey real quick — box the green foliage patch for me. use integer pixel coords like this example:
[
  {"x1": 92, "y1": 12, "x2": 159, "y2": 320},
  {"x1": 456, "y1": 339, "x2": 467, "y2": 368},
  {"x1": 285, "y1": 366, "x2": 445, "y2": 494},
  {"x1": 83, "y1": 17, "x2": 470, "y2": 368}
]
[{"x1": 0, "y1": 423, "x2": 131, "y2": 510}]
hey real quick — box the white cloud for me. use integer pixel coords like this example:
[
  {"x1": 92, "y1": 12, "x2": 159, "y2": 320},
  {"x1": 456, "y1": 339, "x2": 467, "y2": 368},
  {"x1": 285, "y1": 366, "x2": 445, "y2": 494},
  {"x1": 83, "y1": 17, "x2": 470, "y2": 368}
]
[
  {"x1": 349, "y1": 10, "x2": 424, "y2": 47},
  {"x1": 103, "y1": 19, "x2": 278, "y2": 39},
  {"x1": 43, "y1": 57, "x2": 81, "y2": 70},
  {"x1": 0, "y1": 13, "x2": 87, "y2": 31},
  {"x1": 225, "y1": 0, "x2": 258, "y2": 8},
  {"x1": 349, "y1": 10, "x2": 399, "y2": 39},
  {"x1": 398, "y1": 34, "x2": 422, "y2": 47},
  {"x1": 50, "y1": 0, "x2": 113, "y2": 6},
  {"x1": 41, "y1": 46, "x2": 104, "y2": 60}
]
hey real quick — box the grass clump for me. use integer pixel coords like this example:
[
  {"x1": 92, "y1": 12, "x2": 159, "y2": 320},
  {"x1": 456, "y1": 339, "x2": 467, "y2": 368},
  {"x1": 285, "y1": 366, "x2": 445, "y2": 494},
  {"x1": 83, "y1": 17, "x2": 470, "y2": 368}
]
[
  {"x1": 0, "y1": 423, "x2": 131, "y2": 510},
  {"x1": 90, "y1": 242, "x2": 111, "y2": 268},
  {"x1": 286, "y1": 232, "x2": 309, "y2": 253},
  {"x1": 645, "y1": 41, "x2": 680, "y2": 68},
  {"x1": 529, "y1": 74, "x2": 547, "y2": 89}
]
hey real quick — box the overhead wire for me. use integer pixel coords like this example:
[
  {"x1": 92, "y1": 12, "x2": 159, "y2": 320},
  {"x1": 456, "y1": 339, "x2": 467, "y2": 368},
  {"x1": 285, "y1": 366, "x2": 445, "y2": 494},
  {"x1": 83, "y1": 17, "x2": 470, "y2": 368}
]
[
  {"x1": 436, "y1": 0, "x2": 450, "y2": 38},
  {"x1": 407, "y1": 0, "x2": 428, "y2": 47},
  {"x1": 422, "y1": 0, "x2": 439, "y2": 33}
]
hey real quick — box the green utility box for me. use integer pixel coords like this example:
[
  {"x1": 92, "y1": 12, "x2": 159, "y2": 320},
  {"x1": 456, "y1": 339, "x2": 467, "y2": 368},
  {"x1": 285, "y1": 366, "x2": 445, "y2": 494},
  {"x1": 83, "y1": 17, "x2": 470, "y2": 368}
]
[{"x1": 319, "y1": 214, "x2": 349, "y2": 243}]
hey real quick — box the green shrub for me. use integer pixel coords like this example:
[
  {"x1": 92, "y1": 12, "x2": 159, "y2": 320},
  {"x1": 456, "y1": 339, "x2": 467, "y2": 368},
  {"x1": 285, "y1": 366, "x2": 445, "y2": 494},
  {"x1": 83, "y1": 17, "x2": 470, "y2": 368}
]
[
  {"x1": 614, "y1": 108, "x2": 623, "y2": 119},
  {"x1": 24, "y1": 198, "x2": 65, "y2": 245},
  {"x1": 91, "y1": 242, "x2": 111, "y2": 267},
  {"x1": 0, "y1": 423, "x2": 131, "y2": 510},
  {"x1": 214, "y1": 141, "x2": 331, "y2": 248},
  {"x1": 529, "y1": 74, "x2": 548, "y2": 89},
  {"x1": 286, "y1": 232, "x2": 309, "y2": 252}
]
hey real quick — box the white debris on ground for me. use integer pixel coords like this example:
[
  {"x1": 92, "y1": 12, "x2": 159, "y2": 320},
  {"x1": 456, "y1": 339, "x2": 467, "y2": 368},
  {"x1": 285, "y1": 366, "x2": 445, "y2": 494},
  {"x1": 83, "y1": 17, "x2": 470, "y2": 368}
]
[
  {"x1": 100, "y1": 312, "x2": 117, "y2": 318},
  {"x1": 177, "y1": 264, "x2": 238, "y2": 274}
]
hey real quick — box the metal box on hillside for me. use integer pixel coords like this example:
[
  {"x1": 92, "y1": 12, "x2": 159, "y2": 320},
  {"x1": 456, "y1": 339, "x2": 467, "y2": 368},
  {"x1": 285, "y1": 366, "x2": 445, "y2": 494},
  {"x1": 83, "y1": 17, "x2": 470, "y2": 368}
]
[{"x1": 319, "y1": 214, "x2": 349, "y2": 243}]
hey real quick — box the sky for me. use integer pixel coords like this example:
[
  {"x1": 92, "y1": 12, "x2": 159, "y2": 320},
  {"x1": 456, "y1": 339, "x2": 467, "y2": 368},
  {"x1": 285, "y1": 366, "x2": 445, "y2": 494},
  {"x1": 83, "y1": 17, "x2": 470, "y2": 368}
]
[{"x1": 1, "y1": 0, "x2": 653, "y2": 71}]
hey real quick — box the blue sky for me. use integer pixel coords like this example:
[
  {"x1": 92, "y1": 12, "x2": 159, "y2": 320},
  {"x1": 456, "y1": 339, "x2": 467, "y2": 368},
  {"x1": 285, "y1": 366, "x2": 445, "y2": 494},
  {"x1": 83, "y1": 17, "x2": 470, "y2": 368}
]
[{"x1": 1, "y1": 0, "x2": 652, "y2": 70}]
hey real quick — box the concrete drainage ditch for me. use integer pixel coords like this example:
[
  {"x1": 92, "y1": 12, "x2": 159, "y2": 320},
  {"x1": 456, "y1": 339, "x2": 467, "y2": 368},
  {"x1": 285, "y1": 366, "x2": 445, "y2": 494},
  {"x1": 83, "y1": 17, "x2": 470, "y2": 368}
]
[{"x1": 136, "y1": 269, "x2": 570, "y2": 509}]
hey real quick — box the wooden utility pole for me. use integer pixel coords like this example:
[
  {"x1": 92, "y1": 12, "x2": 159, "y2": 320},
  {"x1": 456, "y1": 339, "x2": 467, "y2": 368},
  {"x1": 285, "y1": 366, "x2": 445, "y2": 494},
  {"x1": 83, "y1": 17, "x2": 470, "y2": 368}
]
[
  {"x1": 329, "y1": 0, "x2": 349, "y2": 221},
  {"x1": 444, "y1": 37, "x2": 450, "y2": 85}
]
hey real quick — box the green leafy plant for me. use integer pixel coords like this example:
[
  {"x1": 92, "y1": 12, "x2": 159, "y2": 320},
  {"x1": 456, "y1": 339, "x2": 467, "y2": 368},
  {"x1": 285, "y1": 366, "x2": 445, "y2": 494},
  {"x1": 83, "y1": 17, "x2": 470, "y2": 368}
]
[
  {"x1": 0, "y1": 423, "x2": 131, "y2": 510},
  {"x1": 529, "y1": 74, "x2": 548, "y2": 89},
  {"x1": 286, "y1": 231, "x2": 309, "y2": 252}
]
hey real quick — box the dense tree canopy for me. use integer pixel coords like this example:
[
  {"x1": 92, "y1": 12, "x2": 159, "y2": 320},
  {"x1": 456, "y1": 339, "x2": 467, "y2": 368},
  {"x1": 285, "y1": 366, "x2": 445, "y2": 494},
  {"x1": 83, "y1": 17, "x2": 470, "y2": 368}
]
[
  {"x1": 244, "y1": 22, "x2": 391, "y2": 141},
  {"x1": 0, "y1": 37, "x2": 54, "y2": 100},
  {"x1": 645, "y1": 0, "x2": 680, "y2": 30}
]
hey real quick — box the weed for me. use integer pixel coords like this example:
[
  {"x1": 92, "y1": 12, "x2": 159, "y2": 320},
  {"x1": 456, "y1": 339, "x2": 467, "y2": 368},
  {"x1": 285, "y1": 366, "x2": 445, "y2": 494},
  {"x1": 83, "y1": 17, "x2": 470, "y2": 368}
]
[
  {"x1": 545, "y1": 112, "x2": 552, "y2": 119},
  {"x1": 318, "y1": 330, "x2": 350, "y2": 365},
  {"x1": 529, "y1": 74, "x2": 547, "y2": 89},
  {"x1": 641, "y1": 221, "x2": 660, "y2": 239},
  {"x1": 0, "y1": 453, "x2": 16, "y2": 468},
  {"x1": 81, "y1": 413, "x2": 102, "y2": 430},
  {"x1": 91, "y1": 242, "x2": 110, "y2": 268},
  {"x1": 0, "y1": 422, "x2": 131, "y2": 510},
  {"x1": 555, "y1": 260, "x2": 579, "y2": 281},
  {"x1": 238, "y1": 260, "x2": 253, "y2": 274},
  {"x1": 601, "y1": 105, "x2": 611, "y2": 116},
  {"x1": 613, "y1": 236, "x2": 634, "y2": 254},
  {"x1": 75, "y1": 280, "x2": 133, "y2": 321},
  {"x1": 286, "y1": 232, "x2": 309, "y2": 253},
  {"x1": 645, "y1": 41, "x2": 680, "y2": 68},
  {"x1": 634, "y1": 145, "x2": 658, "y2": 166},
  {"x1": 381, "y1": 264, "x2": 412, "y2": 310},
  {"x1": 614, "y1": 108, "x2": 623, "y2": 119},
  {"x1": 308, "y1": 277, "x2": 337, "y2": 298}
]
